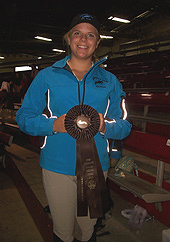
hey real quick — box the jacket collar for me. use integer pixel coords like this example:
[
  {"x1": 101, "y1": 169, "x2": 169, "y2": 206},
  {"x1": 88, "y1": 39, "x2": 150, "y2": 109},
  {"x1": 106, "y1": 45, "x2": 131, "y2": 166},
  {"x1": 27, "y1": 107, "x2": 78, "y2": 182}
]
[{"x1": 52, "y1": 55, "x2": 107, "y2": 69}]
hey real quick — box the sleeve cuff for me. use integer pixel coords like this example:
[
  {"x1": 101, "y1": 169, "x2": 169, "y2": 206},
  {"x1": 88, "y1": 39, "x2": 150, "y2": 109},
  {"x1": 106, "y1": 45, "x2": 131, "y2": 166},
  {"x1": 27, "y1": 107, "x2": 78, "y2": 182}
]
[{"x1": 48, "y1": 117, "x2": 57, "y2": 135}]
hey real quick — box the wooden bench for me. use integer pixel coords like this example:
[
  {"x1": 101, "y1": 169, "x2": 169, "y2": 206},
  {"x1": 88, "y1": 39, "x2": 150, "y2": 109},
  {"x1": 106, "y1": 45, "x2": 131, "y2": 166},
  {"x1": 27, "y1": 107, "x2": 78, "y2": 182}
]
[{"x1": 108, "y1": 130, "x2": 170, "y2": 205}]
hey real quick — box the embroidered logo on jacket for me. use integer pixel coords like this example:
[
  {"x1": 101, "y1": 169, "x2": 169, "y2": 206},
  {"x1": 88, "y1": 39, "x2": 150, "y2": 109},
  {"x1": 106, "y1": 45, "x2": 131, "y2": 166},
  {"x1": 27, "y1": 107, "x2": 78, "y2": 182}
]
[{"x1": 93, "y1": 77, "x2": 108, "y2": 88}]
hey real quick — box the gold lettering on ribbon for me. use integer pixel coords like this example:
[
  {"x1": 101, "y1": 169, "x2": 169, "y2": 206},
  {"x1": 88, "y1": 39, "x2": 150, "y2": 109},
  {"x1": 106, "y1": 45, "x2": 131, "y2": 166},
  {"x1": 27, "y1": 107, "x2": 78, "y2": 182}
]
[
  {"x1": 84, "y1": 158, "x2": 96, "y2": 190},
  {"x1": 81, "y1": 177, "x2": 84, "y2": 201}
]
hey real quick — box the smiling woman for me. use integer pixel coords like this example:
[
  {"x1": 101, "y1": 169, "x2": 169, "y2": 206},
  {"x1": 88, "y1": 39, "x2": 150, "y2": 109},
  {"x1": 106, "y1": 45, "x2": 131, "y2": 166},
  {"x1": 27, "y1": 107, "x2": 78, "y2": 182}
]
[
  {"x1": 67, "y1": 23, "x2": 100, "y2": 64},
  {"x1": 63, "y1": 16, "x2": 101, "y2": 82},
  {"x1": 62, "y1": 17, "x2": 101, "y2": 83},
  {"x1": 64, "y1": 18, "x2": 100, "y2": 65},
  {"x1": 16, "y1": 13, "x2": 132, "y2": 242}
]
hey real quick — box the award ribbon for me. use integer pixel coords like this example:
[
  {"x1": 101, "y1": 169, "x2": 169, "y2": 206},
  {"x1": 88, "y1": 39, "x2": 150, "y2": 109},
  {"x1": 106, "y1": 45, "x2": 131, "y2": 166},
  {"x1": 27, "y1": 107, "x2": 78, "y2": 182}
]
[{"x1": 65, "y1": 104, "x2": 109, "y2": 218}]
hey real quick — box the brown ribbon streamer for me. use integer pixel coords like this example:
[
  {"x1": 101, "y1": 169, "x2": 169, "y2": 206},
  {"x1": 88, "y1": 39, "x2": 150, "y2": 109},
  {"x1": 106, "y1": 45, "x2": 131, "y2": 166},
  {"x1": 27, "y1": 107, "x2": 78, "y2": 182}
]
[
  {"x1": 76, "y1": 138, "x2": 109, "y2": 219},
  {"x1": 64, "y1": 104, "x2": 109, "y2": 219}
]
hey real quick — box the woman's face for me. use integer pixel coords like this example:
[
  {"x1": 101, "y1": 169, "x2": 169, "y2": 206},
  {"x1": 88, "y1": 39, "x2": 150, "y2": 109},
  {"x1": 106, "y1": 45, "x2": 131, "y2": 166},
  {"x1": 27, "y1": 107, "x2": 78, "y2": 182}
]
[{"x1": 68, "y1": 23, "x2": 100, "y2": 60}]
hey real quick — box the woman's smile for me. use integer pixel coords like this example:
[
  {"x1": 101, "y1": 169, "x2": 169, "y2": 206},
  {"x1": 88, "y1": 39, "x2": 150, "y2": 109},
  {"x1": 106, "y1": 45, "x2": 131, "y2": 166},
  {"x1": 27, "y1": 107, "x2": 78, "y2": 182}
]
[{"x1": 78, "y1": 45, "x2": 88, "y2": 48}]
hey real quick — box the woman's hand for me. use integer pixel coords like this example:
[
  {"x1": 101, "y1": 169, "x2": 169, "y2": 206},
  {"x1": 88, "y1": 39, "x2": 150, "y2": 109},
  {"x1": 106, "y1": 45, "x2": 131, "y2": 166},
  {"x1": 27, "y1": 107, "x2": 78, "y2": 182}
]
[
  {"x1": 98, "y1": 113, "x2": 106, "y2": 134},
  {"x1": 53, "y1": 114, "x2": 67, "y2": 133}
]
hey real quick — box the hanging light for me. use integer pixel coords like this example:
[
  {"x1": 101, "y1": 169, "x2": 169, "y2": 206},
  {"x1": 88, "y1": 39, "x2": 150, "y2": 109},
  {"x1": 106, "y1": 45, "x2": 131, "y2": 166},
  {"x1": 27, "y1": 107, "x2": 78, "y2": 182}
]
[
  {"x1": 100, "y1": 35, "x2": 113, "y2": 39},
  {"x1": 35, "y1": 36, "x2": 52, "y2": 42},
  {"x1": 52, "y1": 49, "x2": 65, "y2": 53},
  {"x1": 108, "y1": 16, "x2": 130, "y2": 23}
]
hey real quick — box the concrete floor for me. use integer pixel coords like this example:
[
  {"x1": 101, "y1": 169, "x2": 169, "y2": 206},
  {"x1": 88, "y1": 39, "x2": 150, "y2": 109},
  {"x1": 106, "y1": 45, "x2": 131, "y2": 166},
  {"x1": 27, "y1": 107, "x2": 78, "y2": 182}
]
[
  {"x1": 0, "y1": 143, "x2": 169, "y2": 242},
  {"x1": 0, "y1": 169, "x2": 44, "y2": 242}
]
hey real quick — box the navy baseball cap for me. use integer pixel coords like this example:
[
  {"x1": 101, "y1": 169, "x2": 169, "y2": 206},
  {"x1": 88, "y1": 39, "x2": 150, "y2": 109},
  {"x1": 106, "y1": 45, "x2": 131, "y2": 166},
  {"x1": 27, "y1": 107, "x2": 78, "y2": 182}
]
[{"x1": 69, "y1": 13, "x2": 100, "y2": 33}]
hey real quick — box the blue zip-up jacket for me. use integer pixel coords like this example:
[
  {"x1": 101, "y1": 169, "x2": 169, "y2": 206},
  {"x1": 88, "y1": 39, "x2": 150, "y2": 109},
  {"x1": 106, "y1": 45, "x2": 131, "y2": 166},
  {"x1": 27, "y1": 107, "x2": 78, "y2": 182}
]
[{"x1": 16, "y1": 56, "x2": 132, "y2": 175}]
